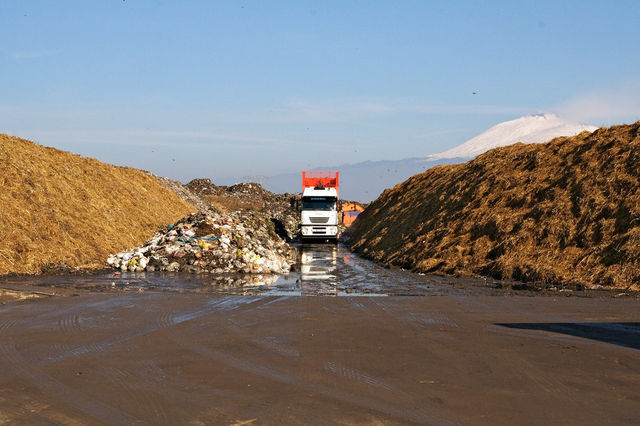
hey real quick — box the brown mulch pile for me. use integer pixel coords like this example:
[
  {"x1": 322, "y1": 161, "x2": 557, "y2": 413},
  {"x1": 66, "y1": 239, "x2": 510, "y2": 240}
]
[
  {"x1": 0, "y1": 134, "x2": 195, "y2": 275},
  {"x1": 349, "y1": 121, "x2": 640, "y2": 290}
]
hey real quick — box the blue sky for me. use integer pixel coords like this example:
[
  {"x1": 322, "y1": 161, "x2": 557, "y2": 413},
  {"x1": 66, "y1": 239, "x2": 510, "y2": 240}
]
[{"x1": 1, "y1": 0, "x2": 639, "y2": 182}]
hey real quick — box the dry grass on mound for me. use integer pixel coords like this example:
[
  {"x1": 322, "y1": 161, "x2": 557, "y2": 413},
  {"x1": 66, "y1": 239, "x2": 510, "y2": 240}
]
[
  {"x1": 0, "y1": 134, "x2": 195, "y2": 275},
  {"x1": 350, "y1": 121, "x2": 640, "y2": 290}
]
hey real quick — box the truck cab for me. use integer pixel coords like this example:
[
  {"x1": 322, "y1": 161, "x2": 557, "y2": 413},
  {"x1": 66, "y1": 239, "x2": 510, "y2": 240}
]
[{"x1": 299, "y1": 171, "x2": 340, "y2": 243}]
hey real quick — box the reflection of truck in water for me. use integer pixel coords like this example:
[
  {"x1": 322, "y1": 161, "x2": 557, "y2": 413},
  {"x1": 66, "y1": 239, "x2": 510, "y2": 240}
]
[
  {"x1": 300, "y1": 245, "x2": 338, "y2": 296},
  {"x1": 299, "y1": 171, "x2": 340, "y2": 243}
]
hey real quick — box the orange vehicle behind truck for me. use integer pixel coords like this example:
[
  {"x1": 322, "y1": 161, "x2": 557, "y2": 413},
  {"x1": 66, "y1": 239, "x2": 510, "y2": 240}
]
[{"x1": 340, "y1": 201, "x2": 365, "y2": 227}]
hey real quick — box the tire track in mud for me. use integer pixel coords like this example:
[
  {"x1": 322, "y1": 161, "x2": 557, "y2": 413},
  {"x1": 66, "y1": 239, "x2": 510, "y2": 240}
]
[
  {"x1": 58, "y1": 313, "x2": 81, "y2": 333},
  {"x1": 135, "y1": 294, "x2": 426, "y2": 422},
  {"x1": 0, "y1": 317, "x2": 71, "y2": 379},
  {"x1": 164, "y1": 331, "x2": 448, "y2": 425},
  {"x1": 323, "y1": 361, "x2": 395, "y2": 391},
  {"x1": 368, "y1": 297, "x2": 450, "y2": 328},
  {"x1": 0, "y1": 295, "x2": 280, "y2": 423},
  {"x1": 101, "y1": 354, "x2": 269, "y2": 423},
  {"x1": 307, "y1": 300, "x2": 428, "y2": 403},
  {"x1": 128, "y1": 357, "x2": 285, "y2": 423},
  {"x1": 408, "y1": 312, "x2": 460, "y2": 329},
  {"x1": 128, "y1": 296, "x2": 320, "y2": 423},
  {"x1": 0, "y1": 342, "x2": 139, "y2": 424},
  {"x1": 386, "y1": 298, "x2": 558, "y2": 403},
  {"x1": 0, "y1": 319, "x2": 17, "y2": 333},
  {"x1": 515, "y1": 356, "x2": 574, "y2": 397},
  {"x1": 250, "y1": 336, "x2": 300, "y2": 359},
  {"x1": 255, "y1": 296, "x2": 291, "y2": 310},
  {"x1": 446, "y1": 296, "x2": 580, "y2": 397},
  {"x1": 0, "y1": 320, "x2": 19, "y2": 384},
  {"x1": 0, "y1": 295, "x2": 270, "y2": 390},
  {"x1": 161, "y1": 297, "x2": 449, "y2": 424},
  {"x1": 105, "y1": 365, "x2": 169, "y2": 424},
  {"x1": 43, "y1": 296, "x2": 261, "y2": 365}
]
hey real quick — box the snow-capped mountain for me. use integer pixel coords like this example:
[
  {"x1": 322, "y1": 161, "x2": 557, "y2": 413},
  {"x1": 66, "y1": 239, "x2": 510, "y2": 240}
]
[
  {"x1": 425, "y1": 113, "x2": 598, "y2": 161},
  {"x1": 228, "y1": 113, "x2": 598, "y2": 202}
]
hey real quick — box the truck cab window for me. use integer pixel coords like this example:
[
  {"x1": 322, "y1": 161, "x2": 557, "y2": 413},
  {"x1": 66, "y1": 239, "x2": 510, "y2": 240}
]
[{"x1": 302, "y1": 198, "x2": 336, "y2": 211}]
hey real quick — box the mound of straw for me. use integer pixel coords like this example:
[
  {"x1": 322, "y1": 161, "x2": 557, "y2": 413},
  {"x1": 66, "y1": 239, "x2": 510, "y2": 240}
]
[
  {"x1": 350, "y1": 121, "x2": 640, "y2": 290},
  {"x1": 0, "y1": 134, "x2": 195, "y2": 274}
]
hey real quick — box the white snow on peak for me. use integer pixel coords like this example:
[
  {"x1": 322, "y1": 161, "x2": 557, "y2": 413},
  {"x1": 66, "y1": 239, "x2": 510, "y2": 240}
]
[{"x1": 425, "y1": 113, "x2": 598, "y2": 161}]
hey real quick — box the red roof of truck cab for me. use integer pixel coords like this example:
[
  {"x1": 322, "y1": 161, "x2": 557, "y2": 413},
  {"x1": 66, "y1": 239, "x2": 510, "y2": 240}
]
[{"x1": 302, "y1": 171, "x2": 339, "y2": 195}]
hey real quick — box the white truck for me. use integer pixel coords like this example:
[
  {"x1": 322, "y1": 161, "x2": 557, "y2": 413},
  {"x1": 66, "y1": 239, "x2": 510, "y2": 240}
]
[{"x1": 299, "y1": 171, "x2": 340, "y2": 243}]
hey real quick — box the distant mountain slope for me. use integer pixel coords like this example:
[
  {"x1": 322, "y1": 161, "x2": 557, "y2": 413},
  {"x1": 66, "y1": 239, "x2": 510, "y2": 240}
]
[
  {"x1": 260, "y1": 157, "x2": 465, "y2": 202},
  {"x1": 258, "y1": 114, "x2": 598, "y2": 202},
  {"x1": 0, "y1": 134, "x2": 195, "y2": 275},
  {"x1": 426, "y1": 113, "x2": 598, "y2": 160},
  {"x1": 349, "y1": 120, "x2": 640, "y2": 290}
]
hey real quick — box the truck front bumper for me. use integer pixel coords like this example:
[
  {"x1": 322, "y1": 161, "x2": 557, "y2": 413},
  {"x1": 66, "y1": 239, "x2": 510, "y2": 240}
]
[{"x1": 301, "y1": 225, "x2": 338, "y2": 238}]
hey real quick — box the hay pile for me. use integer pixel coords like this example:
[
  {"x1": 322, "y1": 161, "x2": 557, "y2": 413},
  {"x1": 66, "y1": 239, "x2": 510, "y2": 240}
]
[
  {"x1": 0, "y1": 134, "x2": 195, "y2": 275},
  {"x1": 350, "y1": 121, "x2": 640, "y2": 290}
]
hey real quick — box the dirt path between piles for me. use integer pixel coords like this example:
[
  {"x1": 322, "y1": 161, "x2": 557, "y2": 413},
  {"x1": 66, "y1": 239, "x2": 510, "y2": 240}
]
[{"x1": 0, "y1": 287, "x2": 638, "y2": 424}]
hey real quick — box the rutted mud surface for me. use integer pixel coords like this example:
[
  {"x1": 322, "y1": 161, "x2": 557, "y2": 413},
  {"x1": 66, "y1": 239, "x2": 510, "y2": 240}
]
[
  {"x1": 0, "y1": 245, "x2": 639, "y2": 423},
  {"x1": 0, "y1": 291, "x2": 638, "y2": 423}
]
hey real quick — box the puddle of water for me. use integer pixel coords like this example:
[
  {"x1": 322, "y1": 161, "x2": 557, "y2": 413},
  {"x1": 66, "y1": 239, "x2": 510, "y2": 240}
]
[{"x1": 0, "y1": 244, "x2": 451, "y2": 297}]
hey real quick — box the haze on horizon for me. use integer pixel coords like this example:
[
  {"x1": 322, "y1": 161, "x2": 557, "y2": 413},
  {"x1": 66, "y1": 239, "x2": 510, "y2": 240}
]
[{"x1": 1, "y1": 1, "x2": 639, "y2": 184}]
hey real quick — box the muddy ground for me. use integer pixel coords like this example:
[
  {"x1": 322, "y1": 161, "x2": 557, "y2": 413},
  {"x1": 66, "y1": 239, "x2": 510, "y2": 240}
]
[{"x1": 0, "y1": 244, "x2": 638, "y2": 424}]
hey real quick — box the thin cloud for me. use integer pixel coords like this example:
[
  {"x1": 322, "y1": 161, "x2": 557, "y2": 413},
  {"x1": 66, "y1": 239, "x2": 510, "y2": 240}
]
[
  {"x1": 275, "y1": 99, "x2": 394, "y2": 123},
  {"x1": 411, "y1": 127, "x2": 474, "y2": 139},
  {"x1": 265, "y1": 98, "x2": 532, "y2": 124},
  {"x1": 11, "y1": 129, "x2": 332, "y2": 148},
  {"x1": 555, "y1": 80, "x2": 640, "y2": 125},
  {"x1": 11, "y1": 49, "x2": 61, "y2": 59}
]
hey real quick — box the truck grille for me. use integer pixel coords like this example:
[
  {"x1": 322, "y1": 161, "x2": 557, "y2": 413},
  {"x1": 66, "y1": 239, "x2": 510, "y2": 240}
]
[{"x1": 309, "y1": 217, "x2": 329, "y2": 224}]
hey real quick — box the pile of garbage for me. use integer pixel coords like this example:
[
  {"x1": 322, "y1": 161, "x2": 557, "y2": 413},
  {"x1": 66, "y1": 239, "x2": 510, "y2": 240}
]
[
  {"x1": 150, "y1": 174, "x2": 214, "y2": 213},
  {"x1": 107, "y1": 211, "x2": 291, "y2": 274},
  {"x1": 185, "y1": 179, "x2": 301, "y2": 240},
  {"x1": 186, "y1": 179, "x2": 277, "y2": 199}
]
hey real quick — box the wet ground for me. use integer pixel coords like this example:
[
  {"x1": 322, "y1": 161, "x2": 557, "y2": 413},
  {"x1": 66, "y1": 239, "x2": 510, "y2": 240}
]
[
  {"x1": 0, "y1": 244, "x2": 639, "y2": 424},
  {"x1": 0, "y1": 244, "x2": 478, "y2": 298}
]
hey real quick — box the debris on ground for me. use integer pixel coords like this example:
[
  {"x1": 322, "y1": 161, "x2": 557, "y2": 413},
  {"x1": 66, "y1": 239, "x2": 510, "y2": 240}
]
[
  {"x1": 349, "y1": 120, "x2": 640, "y2": 291},
  {"x1": 107, "y1": 211, "x2": 291, "y2": 274}
]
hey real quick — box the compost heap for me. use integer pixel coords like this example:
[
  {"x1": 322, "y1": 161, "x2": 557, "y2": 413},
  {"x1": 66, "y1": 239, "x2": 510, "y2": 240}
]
[
  {"x1": 184, "y1": 178, "x2": 300, "y2": 240},
  {"x1": 349, "y1": 121, "x2": 640, "y2": 290},
  {"x1": 107, "y1": 211, "x2": 291, "y2": 274},
  {"x1": 0, "y1": 134, "x2": 194, "y2": 275}
]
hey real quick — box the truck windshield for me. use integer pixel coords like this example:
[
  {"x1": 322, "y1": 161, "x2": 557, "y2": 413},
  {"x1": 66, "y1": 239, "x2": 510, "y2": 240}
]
[{"x1": 302, "y1": 198, "x2": 336, "y2": 211}]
